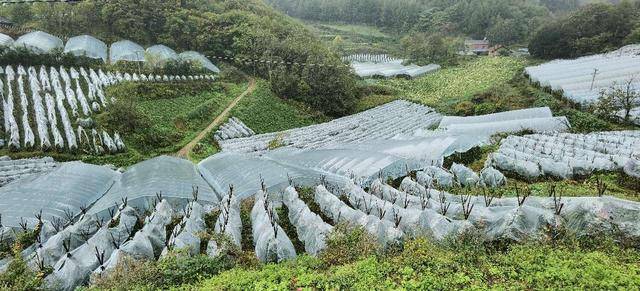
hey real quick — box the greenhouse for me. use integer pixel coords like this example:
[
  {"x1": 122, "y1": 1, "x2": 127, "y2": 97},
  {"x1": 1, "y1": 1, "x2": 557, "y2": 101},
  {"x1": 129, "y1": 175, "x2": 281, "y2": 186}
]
[
  {"x1": 109, "y1": 40, "x2": 145, "y2": 63},
  {"x1": 64, "y1": 35, "x2": 108, "y2": 62},
  {"x1": 145, "y1": 44, "x2": 179, "y2": 65},
  {"x1": 179, "y1": 51, "x2": 220, "y2": 73},
  {"x1": 0, "y1": 33, "x2": 13, "y2": 47},
  {"x1": 13, "y1": 31, "x2": 64, "y2": 54}
]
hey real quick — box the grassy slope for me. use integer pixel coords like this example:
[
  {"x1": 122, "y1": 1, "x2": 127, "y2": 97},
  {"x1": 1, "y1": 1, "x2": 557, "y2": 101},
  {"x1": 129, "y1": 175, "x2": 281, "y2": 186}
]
[
  {"x1": 191, "y1": 237, "x2": 640, "y2": 290},
  {"x1": 190, "y1": 79, "x2": 327, "y2": 162},
  {"x1": 229, "y1": 80, "x2": 328, "y2": 134},
  {"x1": 358, "y1": 57, "x2": 527, "y2": 113}
]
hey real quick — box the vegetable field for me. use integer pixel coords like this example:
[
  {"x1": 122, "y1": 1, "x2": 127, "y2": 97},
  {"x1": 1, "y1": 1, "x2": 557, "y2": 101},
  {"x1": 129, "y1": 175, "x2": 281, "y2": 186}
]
[{"x1": 363, "y1": 57, "x2": 527, "y2": 111}]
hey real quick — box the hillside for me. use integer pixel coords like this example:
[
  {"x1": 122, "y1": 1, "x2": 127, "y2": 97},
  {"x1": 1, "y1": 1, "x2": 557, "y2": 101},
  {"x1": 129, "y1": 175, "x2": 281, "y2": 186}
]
[
  {"x1": 0, "y1": 0, "x2": 358, "y2": 117},
  {"x1": 0, "y1": 0, "x2": 639, "y2": 290}
]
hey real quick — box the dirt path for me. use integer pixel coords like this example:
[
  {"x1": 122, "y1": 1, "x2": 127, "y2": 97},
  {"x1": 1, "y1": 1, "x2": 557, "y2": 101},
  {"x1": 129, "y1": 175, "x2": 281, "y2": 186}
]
[{"x1": 177, "y1": 78, "x2": 256, "y2": 160}]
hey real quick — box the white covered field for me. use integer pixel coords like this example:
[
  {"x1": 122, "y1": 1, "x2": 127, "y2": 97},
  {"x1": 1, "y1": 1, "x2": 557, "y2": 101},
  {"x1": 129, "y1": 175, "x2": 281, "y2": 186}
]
[
  {"x1": 343, "y1": 54, "x2": 441, "y2": 78},
  {"x1": 526, "y1": 44, "x2": 640, "y2": 123},
  {"x1": 0, "y1": 64, "x2": 215, "y2": 153}
]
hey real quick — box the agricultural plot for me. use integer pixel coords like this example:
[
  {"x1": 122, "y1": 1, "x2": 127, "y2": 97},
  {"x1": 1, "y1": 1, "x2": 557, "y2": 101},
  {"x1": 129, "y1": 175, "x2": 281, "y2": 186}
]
[
  {"x1": 344, "y1": 54, "x2": 441, "y2": 78},
  {"x1": 436, "y1": 107, "x2": 570, "y2": 136},
  {"x1": 489, "y1": 131, "x2": 640, "y2": 180},
  {"x1": 6, "y1": 164, "x2": 639, "y2": 290},
  {"x1": 0, "y1": 64, "x2": 215, "y2": 156},
  {"x1": 526, "y1": 44, "x2": 640, "y2": 104},
  {"x1": 218, "y1": 100, "x2": 443, "y2": 153},
  {"x1": 370, "y1": 57, "x2": 527, "y2": 111},
  {"x1": 0, "y1": 156, "x2": 57, "y2": 187}
]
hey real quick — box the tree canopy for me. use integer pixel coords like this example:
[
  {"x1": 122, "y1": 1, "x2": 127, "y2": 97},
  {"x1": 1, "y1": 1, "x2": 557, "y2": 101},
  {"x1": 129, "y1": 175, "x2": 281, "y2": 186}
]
[{"x1": 529, "y1": 1, "x2": 640, "y2": 59}]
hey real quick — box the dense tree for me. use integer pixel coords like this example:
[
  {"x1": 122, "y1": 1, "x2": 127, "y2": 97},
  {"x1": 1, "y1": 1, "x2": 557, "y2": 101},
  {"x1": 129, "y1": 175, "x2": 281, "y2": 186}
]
[
  {"x1": 529, "y1": 1, "x2": 640, "y2": 59},
  {"x1": 266, "y1": 0, "x2": 429, "y2": 31},
  {"x1": 401, "y1": 33, "x2": 462, "y2": 65},
  {"x1": 413, "y1": 0, "x2": 549, "y2": 45}
]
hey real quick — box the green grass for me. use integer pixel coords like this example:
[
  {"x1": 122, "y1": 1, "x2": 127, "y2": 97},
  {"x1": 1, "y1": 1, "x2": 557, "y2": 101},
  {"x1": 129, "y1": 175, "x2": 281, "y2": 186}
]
[
  {"x1": 360, "y1": 57, "x2": 528, "y2": 113},
  {"x1": 190, "y1": 236, "x2": 640, "y2": 290},
  {"x1": 230, "y1": 80, "x2": 328, "y2": 134}
]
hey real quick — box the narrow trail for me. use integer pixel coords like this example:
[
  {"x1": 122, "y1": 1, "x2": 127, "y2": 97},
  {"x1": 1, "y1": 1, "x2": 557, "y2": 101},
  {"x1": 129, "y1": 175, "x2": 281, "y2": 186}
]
[{"x1": 177, "y1": 77, "x2": 256, "y2": 160}]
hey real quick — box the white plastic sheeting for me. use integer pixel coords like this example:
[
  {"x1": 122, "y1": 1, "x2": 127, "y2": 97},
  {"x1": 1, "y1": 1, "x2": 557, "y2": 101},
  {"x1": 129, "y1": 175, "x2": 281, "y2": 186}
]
[
  {"x1": 251, "y1": 190, "x2": 296, "y2": 263},
  {"x1": 89, "y1": 156, "x2": 218, "y2": 219},
  {"x1": 0, "y1": 33, "x2": 14, "y2": 47},
  {"x1": 64, "y1": 35, "x2": 108, "y2": 62},
  {"x1": 0, "y1": 156, "x2": 57, "y2": 187},
  {"x1": 219, "y1": 100, "x2": 443, "y2": 153},
  {"x1": 489, "y1": 131, "x2": 640, "y2": 180},
  {"x1": 1, "y1": 63, "x2": 216, "y2": 154},
  {"x1": 210, "y1": 191, "x2": 242, "y2": 252},
  {"x1": 617, "y1": 107, "x2": 640, "y2": 125},
  {"x1": 368, "y1": 177, "x2": 640, "y2": 242},
  {"x1": 351, "y1": 61, "x2": 441, "y2": 79},
  {"x1": 1, "y1": 68, "x2": 20, "y2": 149},
  {"x1": 14, "y1": 31, "x2": 63, "y2": 54},
  {"x1": 526, "y1": 44, "x2": 640, "y2": 104},
  {"x1": 45, "y1": 206, "x2": 138, "y2": 290},
  {"x1": 214, "y1": 117, "x2": 255, "y2": 141},
  {"x1": 314, "y1": 184, "x2": 403, "y2": 246},
  {"x1": 200, "y1": 128, "x2": 488, "y2": 199},
  {"x1": 179, "y1": 51, "x2": 220, "y2": 73},
  {"x1": 110, "y1": 40, "x2": 145, "y2": 63},
  {"x1": 146, "y1": 44, "x2": 178, "y2": 64},
  {"x1": 439, "y1": 107, "x2": 554, "y2": 127},
  {"x1": 283, "y1": 187, "x2": 332, "y2": 255},
  {"x1": 164, "y1": 202, "x2": 206, "y2": 256},
  {"x1": 437, "y1": 107, "x2": 570, "y2": 137},
  {"x1": 0, "y1": 161, "x2": 117, "y2": 228}
]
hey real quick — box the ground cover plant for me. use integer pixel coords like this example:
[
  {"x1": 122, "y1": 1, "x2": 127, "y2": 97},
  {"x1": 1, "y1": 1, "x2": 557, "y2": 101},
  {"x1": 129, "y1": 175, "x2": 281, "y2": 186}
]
[
  {"x1": 76, "y1": 221, "x2": 640, "y2": 290},
  {"x1": 360, "y1": 57, "x2": 527, "y2": 113},
  {"x1": 229, "y1": 80, "x2": 329, "y2": 134}
]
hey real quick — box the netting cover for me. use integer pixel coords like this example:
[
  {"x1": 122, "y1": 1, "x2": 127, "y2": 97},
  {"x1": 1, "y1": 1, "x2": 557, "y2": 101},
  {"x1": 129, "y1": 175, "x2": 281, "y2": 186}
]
[
  {"x1": 0, "y1": 33, "x2": 13, "y2": 47},
  {"x1": 64, "y1": 35, "x2": 108, "y2": 62},
  {"x1": 219, "y1": 100, "x2": 442, "y2": 154},
  {"x1": 179, "y1": 51, "x2": 220, "y2": 73},
  {"x1": 14, "y1": 31, "x2": 63, "y2": 54},
  {"x1": 109, "y1": 40, "x2": 145, "y2": 63},
  {"x1": 439, "y1": 107, "x2": 554, "y2": 127},
  {"x1": 0, "y1": 162, "x2": 118, "y2": 228},
  {"x1": 198, "y1": 151, "x2": 349, "y2": 199},
  {"x1": 89, "y1": 156, "x2": 217, "y2": 218},
  {"x1": 146, "y1": 44, "x2": 178, "y2": 64},
  {"x1": 442, "y1": 117, "x2": 571, "y2": 136}
]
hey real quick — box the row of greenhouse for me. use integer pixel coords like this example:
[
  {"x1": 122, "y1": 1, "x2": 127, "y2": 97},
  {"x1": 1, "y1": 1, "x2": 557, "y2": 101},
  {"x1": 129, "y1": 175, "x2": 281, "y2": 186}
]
[{"x1": 0, "y1": 31, "x2": 220, "y2": 73}]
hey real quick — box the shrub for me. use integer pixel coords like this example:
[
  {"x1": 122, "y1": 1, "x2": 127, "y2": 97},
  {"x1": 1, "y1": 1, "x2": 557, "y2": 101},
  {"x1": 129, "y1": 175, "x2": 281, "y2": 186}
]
[
  {"x1": 474, "y1": 103, "x2": 498, "y2": 115},
  {"x1": 0, "y1": 246, "x2": 45, "y2": 291},
  {"x1": 454, "y1": 101, "x2": 475, "y2": 116},
  {"x1": 319, "y1": 224, "x2": 379, "y2": 267}
]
